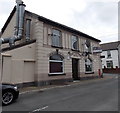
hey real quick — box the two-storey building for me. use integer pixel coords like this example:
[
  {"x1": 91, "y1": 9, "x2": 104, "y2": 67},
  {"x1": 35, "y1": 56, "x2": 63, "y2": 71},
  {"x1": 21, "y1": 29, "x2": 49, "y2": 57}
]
[
  {"x1": 101, "y1": 41, "x2": 120, "y2": 69},
  {"x1": 0, "y1": 0, "x2": 102, "y2": 87}
]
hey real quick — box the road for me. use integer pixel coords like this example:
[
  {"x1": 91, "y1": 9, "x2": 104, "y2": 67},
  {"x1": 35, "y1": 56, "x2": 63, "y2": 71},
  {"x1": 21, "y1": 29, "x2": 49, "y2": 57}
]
[{"x1": 2, "y1": 75, "x2": 118, "y2": 112}]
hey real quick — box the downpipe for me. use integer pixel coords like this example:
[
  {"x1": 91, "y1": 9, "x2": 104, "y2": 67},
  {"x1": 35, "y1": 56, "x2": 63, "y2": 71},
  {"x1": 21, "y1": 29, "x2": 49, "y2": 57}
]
[{"x1": 0, "y1": 0, "x2": 26, "y2": 48}]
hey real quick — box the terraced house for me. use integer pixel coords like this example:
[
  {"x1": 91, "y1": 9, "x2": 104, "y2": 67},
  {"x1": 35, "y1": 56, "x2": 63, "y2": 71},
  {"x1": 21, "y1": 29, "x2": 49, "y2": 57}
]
[{"x1": 0, "y1": 0, "x2": 102, "y2": 87}]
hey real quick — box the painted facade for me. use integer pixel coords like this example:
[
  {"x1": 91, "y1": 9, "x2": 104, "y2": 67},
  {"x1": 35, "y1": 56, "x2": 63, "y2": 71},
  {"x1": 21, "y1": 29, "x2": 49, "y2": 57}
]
[
  {"x1": 101, "y1": 50, "x2": 119, "y2": 68},
  {"x1": 0, "y1": 1, "x2": 102, "y2": 87},
  {"x1": 101, "y1": 41, "x2": 120, "y2": 69}
]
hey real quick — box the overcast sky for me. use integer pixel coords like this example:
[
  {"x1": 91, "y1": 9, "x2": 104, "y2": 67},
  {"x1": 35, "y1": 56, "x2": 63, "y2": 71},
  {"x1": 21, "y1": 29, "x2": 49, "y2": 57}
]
[{"x1": 0, "y1": 0, "x2": 118, "y2": 43}]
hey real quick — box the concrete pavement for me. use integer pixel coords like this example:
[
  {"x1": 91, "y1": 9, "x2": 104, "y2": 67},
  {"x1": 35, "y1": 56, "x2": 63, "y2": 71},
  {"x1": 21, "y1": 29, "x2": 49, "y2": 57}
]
[{"x1": 19, "y1": 74, "x2": 117, "y2": 94}]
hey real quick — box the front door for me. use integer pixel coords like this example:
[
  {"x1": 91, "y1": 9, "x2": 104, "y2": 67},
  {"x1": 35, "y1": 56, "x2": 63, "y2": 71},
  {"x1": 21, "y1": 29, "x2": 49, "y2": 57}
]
[{"x1": 72, "y1": 58, "x2": 79, "y2": 80}]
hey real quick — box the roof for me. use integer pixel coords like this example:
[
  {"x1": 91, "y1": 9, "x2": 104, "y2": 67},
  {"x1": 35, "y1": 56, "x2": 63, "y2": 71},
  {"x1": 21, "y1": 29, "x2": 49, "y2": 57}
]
[
  {"x1": 1, "y1": 6, "x2": 101, "y2": 42},
  {"x1": 100, "y1": 41, "x2": 120, "y2": 51},
  {"x1": 1, "y1": 39, "x2": 36, "y2": 52},
  {"x1": 1, "y1": 6, "x2": 16, "y2": 34}
]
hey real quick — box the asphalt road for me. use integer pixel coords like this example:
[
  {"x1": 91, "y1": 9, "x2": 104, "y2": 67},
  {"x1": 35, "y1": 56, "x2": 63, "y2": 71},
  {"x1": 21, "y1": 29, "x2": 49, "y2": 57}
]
[{"x1": 2, "y1": 75, "x2": 118, "y2": 112}]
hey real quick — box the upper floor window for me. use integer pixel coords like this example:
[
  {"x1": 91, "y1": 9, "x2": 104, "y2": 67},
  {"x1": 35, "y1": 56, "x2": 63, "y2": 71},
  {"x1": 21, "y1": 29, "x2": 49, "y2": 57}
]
[
  {"x1": 52, "y1": 29, "x2": 62, "y2": 48},
  {"x1": 107, "y1": 50, "x2": 111, "y2": 58},
  {"x1": 71, "y1": 35, "x2": 79, "y2": 50},
  {"x1": 84, "y1": 40, "x2": 91, "y2": 53}
]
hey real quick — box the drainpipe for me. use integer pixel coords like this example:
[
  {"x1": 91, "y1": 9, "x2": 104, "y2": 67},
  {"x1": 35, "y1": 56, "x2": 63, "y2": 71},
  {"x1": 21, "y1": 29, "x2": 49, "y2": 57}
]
[
  {"x1": 0, "y1": 0, "x2": 25, "y2": 47},
  {"x1": 17, "y1": 3, "x2": 26, "y2": 39},
  {"x1": 15, "y1": 0, "x2": 23, "y2": 36},
  {"x1": 10, "y1": 3, "x2": 26, "y2": 46},
  {"x1": 0, "y1": 38, "x2": 10, "y2": 44},
  {"x1": 25, "y1": 19, "x2": 31, "y2": 41}
]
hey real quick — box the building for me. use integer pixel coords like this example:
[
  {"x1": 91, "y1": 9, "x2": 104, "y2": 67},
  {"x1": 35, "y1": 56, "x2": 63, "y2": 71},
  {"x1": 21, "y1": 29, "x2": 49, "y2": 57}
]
[
  {"x1": 118, "y1": 43, "x2": 120, "y2": 68},
  {"x1": 101, "y1": 41, "x2": 120, "y2": 69},
  {"x1": 0, "y1": 0, "x2": 102, "y2": 87}
]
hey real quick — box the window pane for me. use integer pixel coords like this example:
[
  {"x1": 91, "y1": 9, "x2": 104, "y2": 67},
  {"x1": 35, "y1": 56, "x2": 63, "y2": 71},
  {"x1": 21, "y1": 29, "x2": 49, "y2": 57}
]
[
  {"x1": 106, "y1": 61, "x2": 113, "y2": 68},
  {"x1": 85, "y1": 64, "x2": 92, "y2": 71},
  {"x1": 52, "y1": 35, "x2": 56, "y2": 46},
  {"x1": 53, "y1": 29, "x2": 60, "y2": 36},
  {"x1": 85, "y1": 58, "x2": 92, "y2": 72},
  {"x1": 107, "y1": 50, "x2": 111, "y2": 58},
  {"x1": 50, "y1": 62, "x2": 63, "y2": 73},
  {"x1": 50, "y1": 54, "x2": 63, "y2": 61},
  {"x1": 52, "y1": 29, "x2": 61, "y2": 47},
  {"x1": 71, "y1": 35, "x2": 78, "y2": 50},
  {"x1": 85, "y1": 40, "x2": 91, "y2": 52}
]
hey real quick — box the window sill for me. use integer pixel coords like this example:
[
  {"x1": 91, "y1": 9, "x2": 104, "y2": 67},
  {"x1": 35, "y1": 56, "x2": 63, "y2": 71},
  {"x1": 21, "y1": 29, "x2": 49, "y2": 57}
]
[
  {"x1": 51, "y1": 45, "x2": 63, "y2": 49},
  {"x1": 48, "y1": 73, "x2": 66, "y2": 76},
  {"x1": 85, "y1": 72, "x2": 94, "y2": 74}
]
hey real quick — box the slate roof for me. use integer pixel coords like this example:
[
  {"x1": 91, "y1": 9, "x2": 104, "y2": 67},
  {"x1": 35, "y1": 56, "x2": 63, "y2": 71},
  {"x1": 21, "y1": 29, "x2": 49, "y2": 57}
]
[
  {"x1": 1, "y1": 6, "x2": 101, "y2": 42},
  {"x1": 100, "y1": 41, "x2": 120, "y2": 51}
]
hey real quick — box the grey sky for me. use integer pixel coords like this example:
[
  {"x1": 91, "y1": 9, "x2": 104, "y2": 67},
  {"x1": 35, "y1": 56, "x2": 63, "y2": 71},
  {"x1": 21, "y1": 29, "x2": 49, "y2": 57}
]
[{"x1": 0, "y1": 0, "x2": 118, "y2": 43}]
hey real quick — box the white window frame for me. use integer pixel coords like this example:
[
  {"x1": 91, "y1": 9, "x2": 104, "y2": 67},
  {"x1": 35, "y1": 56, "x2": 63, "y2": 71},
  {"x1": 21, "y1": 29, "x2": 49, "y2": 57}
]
[
  {"x1": 71, "y1": 35, "x2": 79, "y2": 50},
  {"x1": 49, "y1": 60, "x2": 64, "y2": 75},
  {"x1": 52, "y1": 29, "x2": 62, "y2": 47},
  {"x1": 85, "y1": 58, "x2": 93, "y2": 73},
  {"x1": 106, "y1": 60, "x2": 113, "y2": 68}
]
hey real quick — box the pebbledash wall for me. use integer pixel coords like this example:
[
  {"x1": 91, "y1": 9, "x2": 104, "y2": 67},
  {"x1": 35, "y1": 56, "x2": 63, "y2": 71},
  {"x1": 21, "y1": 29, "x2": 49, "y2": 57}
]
[{"x1": 0, "y1": 6, "x2": 102, "y2": 87}]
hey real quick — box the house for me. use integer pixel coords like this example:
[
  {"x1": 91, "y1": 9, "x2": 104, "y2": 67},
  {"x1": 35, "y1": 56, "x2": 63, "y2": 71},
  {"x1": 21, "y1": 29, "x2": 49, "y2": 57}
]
[
  {"x1": 101, "y1": 41, "x2": 120, "y2": 69},
  {"x1": 0, "y1": 0, "x2": 102, "y2": 87},
  {"x1": 118, "y1": 43, "x2": 120, "y2": 68}
]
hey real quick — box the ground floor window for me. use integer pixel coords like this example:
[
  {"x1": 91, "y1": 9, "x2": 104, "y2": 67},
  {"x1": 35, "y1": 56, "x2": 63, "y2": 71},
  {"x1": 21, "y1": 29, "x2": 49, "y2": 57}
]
[
  {"x1": 49, "y1": 54, "x2": 64, "y2": 74},
  {"x1": 106, "y1": 60, "x2": 113, "y2": 68},
  {"x1": 85, "y1": 58, "x2": 93, "y2": 73}
]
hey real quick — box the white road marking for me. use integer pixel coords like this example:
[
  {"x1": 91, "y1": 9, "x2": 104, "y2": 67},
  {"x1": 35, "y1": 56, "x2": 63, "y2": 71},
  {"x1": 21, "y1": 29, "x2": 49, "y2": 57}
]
[{"x1": 31, "y1": 106, "x2": 48, "y2": 112}]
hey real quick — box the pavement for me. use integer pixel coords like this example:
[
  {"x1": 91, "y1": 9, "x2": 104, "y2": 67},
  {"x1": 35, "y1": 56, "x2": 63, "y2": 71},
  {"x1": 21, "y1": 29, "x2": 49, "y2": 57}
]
[{"x1": 19, "y1": 74, "x2": 116, "y2": 94}]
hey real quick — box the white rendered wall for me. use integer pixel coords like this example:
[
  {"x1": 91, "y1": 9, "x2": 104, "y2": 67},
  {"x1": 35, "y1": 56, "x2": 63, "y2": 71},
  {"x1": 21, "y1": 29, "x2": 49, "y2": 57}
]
[{"x1": 101, "y1": 50, "x2": 119, "y2": 68}]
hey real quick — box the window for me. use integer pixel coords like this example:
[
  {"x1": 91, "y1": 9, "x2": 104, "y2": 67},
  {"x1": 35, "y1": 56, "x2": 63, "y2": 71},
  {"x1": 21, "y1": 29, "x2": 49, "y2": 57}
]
[
  {"x1": 107, "y1": 50, "x2": 111, "y2": 58},
  {"x1": 71, "y1": 35, "x2": 79, "y2": 50},
  {"x1": 52, "y1": 29, "x2": 62, "y2": 47},
  {"x1": 84, "y1": 40, "x2": 91, "y2": 53},
  {"x1": 49, "y1": 54, "x2": 64, "y2": 74},
  {"x1": 106, "y1": 60, "x2": 113, "y2": 68},
  {"x1": 85, "y1": 58, "x2": 93, "y2": 72}
]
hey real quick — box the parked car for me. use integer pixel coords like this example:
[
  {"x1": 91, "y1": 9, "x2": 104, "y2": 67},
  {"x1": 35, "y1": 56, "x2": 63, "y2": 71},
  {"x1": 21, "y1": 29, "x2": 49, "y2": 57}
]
[{"x1": 0, "y1": 83, "x2": 19, "y2": 105}]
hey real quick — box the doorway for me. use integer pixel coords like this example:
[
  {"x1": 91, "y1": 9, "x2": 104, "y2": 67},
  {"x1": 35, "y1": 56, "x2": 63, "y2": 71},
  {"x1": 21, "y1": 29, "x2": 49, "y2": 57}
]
[{"x1": 72, "y1": 58, "x2": 79, "y2": 80}]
